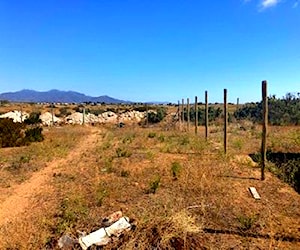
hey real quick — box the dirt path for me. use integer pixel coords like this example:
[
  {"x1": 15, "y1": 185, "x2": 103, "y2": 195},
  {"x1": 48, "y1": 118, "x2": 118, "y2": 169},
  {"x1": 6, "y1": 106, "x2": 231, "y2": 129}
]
[{"x1": 0, "y1": 127, "x2": 99, "y2": 227}]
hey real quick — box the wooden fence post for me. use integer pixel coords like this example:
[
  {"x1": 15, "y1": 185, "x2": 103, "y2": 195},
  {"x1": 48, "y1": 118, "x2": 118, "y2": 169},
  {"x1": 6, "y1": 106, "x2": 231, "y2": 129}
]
[
  {"x1": 261, "y1": 81, "x2": 268, "y2": 181},
  {"x1": 51, "y1": 103, "x2": 54, "y2": 126},
  {"x1": 181, "y1": 98, "x2": 185, "y2": 129},
  {"x1": 177, "y1": 100, "x2": 181, "y2": 130},
  {"x1": 224, "y1": 89, "x2": 228, "y2": 154},
  {"x1": 187, "y1": 98, "x2": 190, "y2": 131},
  {"x1": 205, "y1": 91, "x2": 208, "y2": 140},
  {"x1": 195, "y1": 96, "x2": 198, "y2": 135},
  {"x1": 116, "y1": 104, "x2": 118, "y2": 125},
  {"x1": 20, "y1": 104, "x2": 23, "y2": 123},
  {"x1": 146, "y1": 103, "x2": 148, "y2": 127},
  {"x1": 82, "y1": 105, "x2": 85, "y2": 125}
]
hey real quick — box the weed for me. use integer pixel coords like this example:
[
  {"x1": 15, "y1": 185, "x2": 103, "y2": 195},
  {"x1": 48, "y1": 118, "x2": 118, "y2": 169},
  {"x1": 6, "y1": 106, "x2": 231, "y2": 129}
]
[
  {"x1": 122, "y1": 133, "x2": 135, "y2": 144},
  {"x1": 237, "y1": 214, "x2": 257, "y2": 231},
  {"x1": 19, "y1": 155, "x2": 31, "y2": 164},
  {"x1": 120, "y1": 169, "x2": 130, "y2": 177},
  {"x1": 116, "y1": 147, "x2": 132, "y2": 157},
  {"x1": 148, "y1": 132, "x2": 156, "y2": 138},
  {"x1": 102, "y1": 157, "x2": 114, "y2": 173},
  {"x1": 96, "y1": 185, "x2": 108, "y2": 206},
  {"x1": 171, "y1": 161, "x2": 182, "y2": 180},
  {"x1": 232, "y1": 138, "x2": 243, "y2": 150},
  {"x1": 146, "y1": 175, "x2": 161, "y2": 194},
  {"x1": 158, "y1": 134, "x2": 165, "y2": 142},
  {"x1": 146, "y1": 150, "x2": 154, "y2": 160}
]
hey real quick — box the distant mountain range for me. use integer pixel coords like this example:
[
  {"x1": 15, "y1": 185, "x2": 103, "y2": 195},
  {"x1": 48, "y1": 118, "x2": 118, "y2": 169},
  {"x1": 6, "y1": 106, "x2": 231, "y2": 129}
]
[{"x1": 0, "y1": 89, "x2": 130, "y2": 104}]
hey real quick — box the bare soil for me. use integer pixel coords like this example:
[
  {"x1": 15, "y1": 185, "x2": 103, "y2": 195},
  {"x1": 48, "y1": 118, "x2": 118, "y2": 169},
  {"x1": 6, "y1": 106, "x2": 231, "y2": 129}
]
[{"x1": 0, "y1": 127, "x2": 99, "y2": 234}]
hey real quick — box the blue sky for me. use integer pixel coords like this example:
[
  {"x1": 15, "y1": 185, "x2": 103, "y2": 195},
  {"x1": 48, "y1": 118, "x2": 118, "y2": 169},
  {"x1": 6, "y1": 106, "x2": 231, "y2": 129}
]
[{"x1": 0, "y1": 0, "x2": 299, "y2": 103}]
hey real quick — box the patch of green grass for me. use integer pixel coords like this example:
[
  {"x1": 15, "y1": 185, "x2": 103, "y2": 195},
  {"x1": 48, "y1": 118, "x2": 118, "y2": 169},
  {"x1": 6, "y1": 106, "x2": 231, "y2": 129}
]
[
  {"x1": 158, "y1": 134, "x2": 165, "y2": 142},
  {"x1": 237, "y1": 214, "x2": 257, "y2": 231},
  {"x1": 55, "y1": 196, "x2": 89, "y2": 234},
  {"x1": 232, "y1": 138, "x2": 243, "y2": 151},
  {"x1": 171, "y1": 161, "x2": 182, "y2": 180}
]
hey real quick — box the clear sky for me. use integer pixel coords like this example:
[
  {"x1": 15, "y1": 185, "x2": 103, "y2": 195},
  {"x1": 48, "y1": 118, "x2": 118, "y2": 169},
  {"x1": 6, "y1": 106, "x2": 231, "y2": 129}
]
[{"x1": 0, "y1": 0, "x2": 299, "y2": 103}]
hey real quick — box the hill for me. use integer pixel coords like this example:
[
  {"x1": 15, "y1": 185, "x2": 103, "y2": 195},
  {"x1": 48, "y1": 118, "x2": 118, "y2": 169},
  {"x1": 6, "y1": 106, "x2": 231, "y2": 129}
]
[{"x1": 0, "y1": 89, "x2": 129, "y2": 104}]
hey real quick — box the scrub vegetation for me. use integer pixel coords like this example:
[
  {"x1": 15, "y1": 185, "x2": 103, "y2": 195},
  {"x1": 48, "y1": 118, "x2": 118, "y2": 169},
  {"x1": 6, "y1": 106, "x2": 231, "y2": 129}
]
[{"x1": 0, "y1": 102, "x2": 299, "y2": 249}]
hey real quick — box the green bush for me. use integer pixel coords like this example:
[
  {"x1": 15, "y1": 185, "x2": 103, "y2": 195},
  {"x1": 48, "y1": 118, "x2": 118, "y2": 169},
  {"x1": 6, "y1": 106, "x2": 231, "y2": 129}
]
[
  {"x1": 234, "y1": 93, "x2": 300, "y2": 125},
  {"x1": 0, "y1": 118, "x2": 44, "y2": 148},
  {"x1": 24, "y1": 112, "x2": 42, "y2": 125},
  {"x1": 0, "y1": 118, "x2": 25, "y2": 147},
  {"x1": 25, "y1": 127, "x2": 44, "y2": 143},
  {"x1": 147, "y1": 107, "x2": 167, "y2": 124}
]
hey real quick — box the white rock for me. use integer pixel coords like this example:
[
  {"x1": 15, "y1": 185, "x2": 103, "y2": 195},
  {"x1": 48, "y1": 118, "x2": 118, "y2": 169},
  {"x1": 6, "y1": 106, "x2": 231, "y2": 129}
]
[{"x1": 0, "y1": 110, "x2": 29, "y2": 123}]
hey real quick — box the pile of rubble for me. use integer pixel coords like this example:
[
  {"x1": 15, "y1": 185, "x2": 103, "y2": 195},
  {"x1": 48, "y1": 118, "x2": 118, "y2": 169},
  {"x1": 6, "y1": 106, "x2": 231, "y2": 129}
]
[
  {"x1": 0, "y1": 110, "x2": 29, "y2": 123},
  {"x1": 0, "y1": 110, "x2": 146, "y2": 125},
  {"x1": 64, "y1": 110, "x2": 145, "y2": 125},
  {"x1": 40, "y1": 112, "x2": 62, "y2": 126}
]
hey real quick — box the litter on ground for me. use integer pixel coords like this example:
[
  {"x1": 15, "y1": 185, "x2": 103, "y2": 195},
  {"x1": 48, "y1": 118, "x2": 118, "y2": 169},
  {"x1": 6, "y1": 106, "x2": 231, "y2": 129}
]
[{"x1": 58, "y1": 211, "x2": 133, "y2": 249}]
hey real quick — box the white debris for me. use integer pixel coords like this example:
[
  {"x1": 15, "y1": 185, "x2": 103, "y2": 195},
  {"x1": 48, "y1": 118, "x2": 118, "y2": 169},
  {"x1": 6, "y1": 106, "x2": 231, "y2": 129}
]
[
  {"x1": 249, "y1": 187, "x2": 261, "y2": 200},
  {"x1": 58, "y1": 211, "x2": 126, "y2": 249},
  {"x1": 65, "y1": 112, "x2": 84, "y2": 124},
  {"x1": 40, "y1": 112, "x2": 62, "y2": 126},
  {"x1": 0, "y1": 109, "x2": 146, "y2": 125},
  {"x1": 79, "y1": 216, "x2": 132, "y2": 250},
  {"x1": 0, "y1": 110, "x2": 29, "y2": 123}
]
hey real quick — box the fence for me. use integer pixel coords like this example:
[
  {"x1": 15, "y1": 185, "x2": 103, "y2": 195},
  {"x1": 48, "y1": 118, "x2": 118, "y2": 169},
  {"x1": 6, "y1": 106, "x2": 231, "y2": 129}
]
[{"x1": 177, "y1": 81, "x2": 268, "y2": 180}]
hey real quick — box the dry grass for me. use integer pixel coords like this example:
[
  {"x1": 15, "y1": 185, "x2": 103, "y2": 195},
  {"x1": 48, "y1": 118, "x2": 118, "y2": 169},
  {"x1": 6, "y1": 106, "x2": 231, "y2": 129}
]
[
  {"x1": 0, "y1": 121, "x2": 299, "y2": 249},
  {"x1": 0, "y1": 126, "x2": 88, "y2": 192}
]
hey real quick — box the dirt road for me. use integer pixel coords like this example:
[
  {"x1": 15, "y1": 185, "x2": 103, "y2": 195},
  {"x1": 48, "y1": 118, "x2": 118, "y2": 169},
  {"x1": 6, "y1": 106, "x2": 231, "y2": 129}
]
[{"x1": 0, "y1": 128, "x2": 99, "y2": 227}]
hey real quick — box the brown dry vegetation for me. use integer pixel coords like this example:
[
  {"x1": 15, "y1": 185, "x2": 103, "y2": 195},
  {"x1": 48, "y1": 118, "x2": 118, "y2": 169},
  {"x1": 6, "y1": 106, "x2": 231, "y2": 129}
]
[{"x1": 0, "y1": 112, "x2": 300, "y2": 249}]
